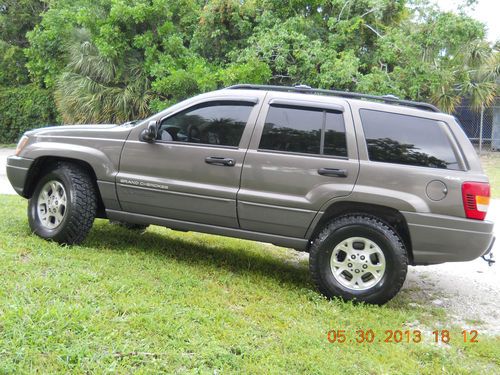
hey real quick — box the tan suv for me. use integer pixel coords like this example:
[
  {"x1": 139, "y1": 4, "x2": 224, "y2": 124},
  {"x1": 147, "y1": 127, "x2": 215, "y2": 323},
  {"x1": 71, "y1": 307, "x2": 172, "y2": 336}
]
[{"x1": 6, "y1": 84, "x2": 495, "y2": 304}]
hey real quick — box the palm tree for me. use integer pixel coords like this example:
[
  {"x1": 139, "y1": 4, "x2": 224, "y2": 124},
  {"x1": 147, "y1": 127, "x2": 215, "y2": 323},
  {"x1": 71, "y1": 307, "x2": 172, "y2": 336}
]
[
  {"x1": 431, "y1": 41, "x2": 498, "y2": 113},
  {"x1": 55, "y1": 29, "x2": 152, "y2": 124}
]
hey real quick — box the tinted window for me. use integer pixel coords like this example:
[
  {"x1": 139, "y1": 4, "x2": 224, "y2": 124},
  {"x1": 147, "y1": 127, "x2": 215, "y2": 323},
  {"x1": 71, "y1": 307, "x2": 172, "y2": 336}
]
[
  {"x1": 324, "y1": 112, "x2": 348, "y2": 156},
  {"x1": 157, "y1": 101, "x2": 253, "y2": 147},
  {"x1": 259, "y1": 106, "x2": 347, "y2": 157},
  {"x1": 360, "y1": 109, "x2": 459, "y2": 170}
]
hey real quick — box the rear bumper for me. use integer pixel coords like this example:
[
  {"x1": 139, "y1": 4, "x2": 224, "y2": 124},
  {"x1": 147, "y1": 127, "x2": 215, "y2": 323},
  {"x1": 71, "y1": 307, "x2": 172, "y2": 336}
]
[
  {"x1": 402, "y1": 211, "x2": 495, "y2": 265},
  {"x1": 6, "y1": 156, "x2": 33, "y2": 196}
]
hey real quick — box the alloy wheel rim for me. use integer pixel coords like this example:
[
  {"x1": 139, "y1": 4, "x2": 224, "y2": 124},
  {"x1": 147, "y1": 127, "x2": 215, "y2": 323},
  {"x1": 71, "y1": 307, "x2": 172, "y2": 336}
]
[
  {"x1": 37, "y1": 180, "x2": 68, "y2": 229},
  {"x1": 330, "y1": 236, "x2": 386, "y2": 291}
]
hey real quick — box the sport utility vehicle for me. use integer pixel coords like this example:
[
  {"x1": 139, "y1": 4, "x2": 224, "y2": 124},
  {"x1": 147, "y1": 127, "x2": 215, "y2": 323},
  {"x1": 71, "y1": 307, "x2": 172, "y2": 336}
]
[{"x1": 6, "y1": 84, "x2": 495, "y2": 304}]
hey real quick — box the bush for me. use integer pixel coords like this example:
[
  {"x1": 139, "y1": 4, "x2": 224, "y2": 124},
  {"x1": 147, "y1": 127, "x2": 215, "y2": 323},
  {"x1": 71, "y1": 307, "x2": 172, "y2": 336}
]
[
  {"x1": 0, "y1": 41, "x2": 30, "y2": 86},
  {"x1": 0, "y1": 85, "x2": 60, "y2": 143}
]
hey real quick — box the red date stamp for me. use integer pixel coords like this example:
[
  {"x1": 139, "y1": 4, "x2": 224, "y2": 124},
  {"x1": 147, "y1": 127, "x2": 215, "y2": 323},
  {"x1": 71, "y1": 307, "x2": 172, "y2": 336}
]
[{"x1": 326, "y1": 329, "x2": 479, "y2": 344}]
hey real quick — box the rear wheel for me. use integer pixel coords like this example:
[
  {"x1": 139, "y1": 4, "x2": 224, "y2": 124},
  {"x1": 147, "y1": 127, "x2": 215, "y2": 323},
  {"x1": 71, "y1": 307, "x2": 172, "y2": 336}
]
[
  {"x1": 28, "y1": 162, "x2": 97, "y2": 245},
  {"x1": 309, "y1": 214, "x2": 408, "y2": 305}
]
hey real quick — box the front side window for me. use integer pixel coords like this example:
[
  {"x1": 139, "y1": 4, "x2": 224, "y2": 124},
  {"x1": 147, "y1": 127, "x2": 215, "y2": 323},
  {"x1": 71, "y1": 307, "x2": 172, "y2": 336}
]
[
  {"x1": 157, "y1": 101, "x2": 253, "y2": 147},
  {"x1": 360, "y1": 109, "x2": 459, "y2": 170},
  {"x1": 259, "y1": 105, "x2": 347, "y2": 157}
]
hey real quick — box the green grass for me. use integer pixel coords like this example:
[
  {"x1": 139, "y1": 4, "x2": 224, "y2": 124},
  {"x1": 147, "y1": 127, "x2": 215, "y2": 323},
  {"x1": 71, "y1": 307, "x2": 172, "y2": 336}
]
[
  {"x1": 0, "y1": 143, "x2": 16, "y2": 148},
  {"x1": 481, "y1": 153, "x2": 500, "y2": 198},
  {"x1": 0, "y1": 195, "x2": 498, "y2": 374}
]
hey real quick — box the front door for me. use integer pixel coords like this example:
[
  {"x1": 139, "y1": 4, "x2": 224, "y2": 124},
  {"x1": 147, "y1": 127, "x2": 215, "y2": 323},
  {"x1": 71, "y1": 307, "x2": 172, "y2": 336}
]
[
  {"x1": 117, "y1": 97, "x2": 263, "y2": 228},
  {"x1": 237, "y1": 93, "x2": 360, "y2": 237}
]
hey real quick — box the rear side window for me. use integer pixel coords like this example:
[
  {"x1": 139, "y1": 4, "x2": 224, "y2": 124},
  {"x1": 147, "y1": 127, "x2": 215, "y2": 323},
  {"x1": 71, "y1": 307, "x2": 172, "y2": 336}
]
[
  {"x1": 360, "y1": 109, "x2": 459, "y2": 170},
  {"x1": 259, "y1": 105, "x2": 347, "y2": 157}
]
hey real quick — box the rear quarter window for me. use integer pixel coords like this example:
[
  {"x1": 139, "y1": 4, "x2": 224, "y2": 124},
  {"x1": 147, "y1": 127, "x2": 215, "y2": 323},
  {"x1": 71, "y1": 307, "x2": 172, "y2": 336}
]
[{"x1": 360, "y1": 109, "x2": 460, "y2": 170}]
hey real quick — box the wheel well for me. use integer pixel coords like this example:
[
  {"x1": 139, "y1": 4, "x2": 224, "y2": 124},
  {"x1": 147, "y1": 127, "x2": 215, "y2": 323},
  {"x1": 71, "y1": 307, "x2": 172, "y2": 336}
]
[
  {"x1": 308, "y1": 201, "x2": 414, "y2": 265},
  {"x1": 24, "y1": 156, "x2": 107, "y2": 218}
]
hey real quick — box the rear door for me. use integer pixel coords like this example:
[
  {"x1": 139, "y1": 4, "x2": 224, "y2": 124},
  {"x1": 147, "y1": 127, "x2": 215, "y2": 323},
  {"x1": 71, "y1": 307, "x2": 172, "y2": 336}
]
[
  {"x1": 237, "y1": 93, "x2": 360, "y2": 237},
  {"x1": 117, "y1": 93, "x2": 264, "y2": 228}
]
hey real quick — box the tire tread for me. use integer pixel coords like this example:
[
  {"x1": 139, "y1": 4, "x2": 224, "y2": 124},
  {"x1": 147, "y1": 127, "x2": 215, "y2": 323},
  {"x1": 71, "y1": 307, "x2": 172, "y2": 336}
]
[
  {"x1": 309, "y1": 213, "x2": 408, "y2": 304},
  {"x1": 29, "y1": 161, "x2": 97, "y2": 245}
]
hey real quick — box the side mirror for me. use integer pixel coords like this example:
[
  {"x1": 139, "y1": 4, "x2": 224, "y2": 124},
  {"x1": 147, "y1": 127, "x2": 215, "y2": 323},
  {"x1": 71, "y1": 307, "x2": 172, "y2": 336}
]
[{"x1": 139, "y1": 120, "x2": 158, "y2": 143}]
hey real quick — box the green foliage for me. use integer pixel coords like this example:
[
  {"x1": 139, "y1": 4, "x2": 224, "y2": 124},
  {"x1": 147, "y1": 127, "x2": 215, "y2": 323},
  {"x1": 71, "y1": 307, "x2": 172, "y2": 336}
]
[
  {"x1": 55, "y1": 29, "x2": 152, "y2": 124},
  {"x1": 0, "y1": 84, "x2": 59, "y2": 143},
  {"x1": 0, "y1": 0, "x2": 498, "y2": 127},
  {"x1": 0, "y1": 41, "x2": 30, "y2": 85},
  {"x1": 25, "y1": 1, "x2": 92, "y2": 88},
  {"x1": 0, "y1": 0, "x2": 46, "y2": 85},
  {"x1": 191, "y1": 0, "x2": 257, "y2": 62},
  {"x1": 220, "y1": 60, "x2": 272, "y2": 86},
  {"x1": 0, "y1": 0, "x2": 46, "y2": 47}
]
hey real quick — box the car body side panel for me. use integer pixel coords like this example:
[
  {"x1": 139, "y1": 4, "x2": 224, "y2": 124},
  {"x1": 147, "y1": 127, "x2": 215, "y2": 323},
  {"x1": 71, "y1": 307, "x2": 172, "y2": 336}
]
[
  {"x1": 14, "y1": 125, "x2": 132, "y2": 209},
  {"x1": 115, "y1": 90, "x2": 267, "y2": 228},
  {"x1": 18, "y1": 124, "x2": 131, "y2": 181},
  {"x1": 116, "y1": 143, "x2": 246, "y2": 227},
  {"x1": 106, "y1": 208, "x2": 309, "y2": 250},
  {"x1": 96, "y1": 180, "x2": 121, "y2": 211},
  {"x1": 237, "y1": 92, "x2": 360, "y2": 237}
]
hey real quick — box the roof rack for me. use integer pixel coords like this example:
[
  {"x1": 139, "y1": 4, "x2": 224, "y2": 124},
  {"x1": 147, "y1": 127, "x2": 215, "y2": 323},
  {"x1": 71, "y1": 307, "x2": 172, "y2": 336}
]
[{"x1": 225, "y1": 84, "x2": 440, "y2": 113}]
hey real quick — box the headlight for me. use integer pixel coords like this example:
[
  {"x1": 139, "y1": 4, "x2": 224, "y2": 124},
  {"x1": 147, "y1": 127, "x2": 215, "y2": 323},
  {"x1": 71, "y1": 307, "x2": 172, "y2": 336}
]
[{"x1": 15, "y1": 135, "x2": 29, "y2": 156}]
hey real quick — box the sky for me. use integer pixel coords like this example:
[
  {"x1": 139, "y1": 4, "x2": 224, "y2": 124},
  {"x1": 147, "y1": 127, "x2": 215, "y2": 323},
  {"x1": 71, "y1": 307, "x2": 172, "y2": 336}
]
[{"x1": 436, "y1": 0, "x2": 500, "y2": 42}]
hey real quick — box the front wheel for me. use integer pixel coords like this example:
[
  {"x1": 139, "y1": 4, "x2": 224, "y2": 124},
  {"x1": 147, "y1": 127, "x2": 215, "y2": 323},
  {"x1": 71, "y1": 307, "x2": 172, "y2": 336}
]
[
  {"x1": 28, "y1": 162, "x2": 97, "y2": 245},
  {"x1": 309, "y1": 214, "x2": 408, "y2": 305}
]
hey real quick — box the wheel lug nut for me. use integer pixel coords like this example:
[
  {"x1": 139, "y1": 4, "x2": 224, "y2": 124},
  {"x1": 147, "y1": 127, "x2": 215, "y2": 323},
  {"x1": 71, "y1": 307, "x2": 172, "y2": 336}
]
[
  {"x1": 348, "y1": 263, "x2": 352, "y2": 267},
  {"x1": 355, "y1": 269, "x2": 360, "y2": 273},
  {"x1": 363, "y1": 265, "x2": 367, "y2": 269},
  {"x1": 351, "y1": 255, "x2": 356, "y2": 259},
  {"x1": 360, "y1": 256, "x2": 365, "y2": 260}
]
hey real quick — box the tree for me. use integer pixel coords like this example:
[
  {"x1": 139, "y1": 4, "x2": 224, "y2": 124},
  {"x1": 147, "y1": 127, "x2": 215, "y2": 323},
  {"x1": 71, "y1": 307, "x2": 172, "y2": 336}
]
[
  {"x1": 11, "y1": 0, "x2": 500, "y2": 124},
  {"x1": 0, "y1": 0, "x2": 46, "y2": 47},
  {"x1": 0, "y1": 0, "x2": 47, "y2": 85},
  {"x1": 55, "y1": 29, "x2": 152, "y2": 124}
]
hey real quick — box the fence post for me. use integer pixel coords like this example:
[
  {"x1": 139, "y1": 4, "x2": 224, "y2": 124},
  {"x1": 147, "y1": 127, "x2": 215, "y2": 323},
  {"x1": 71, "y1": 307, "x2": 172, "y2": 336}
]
[{"x1": 479, "y1": 104, "x2": 484, "y2": 155}]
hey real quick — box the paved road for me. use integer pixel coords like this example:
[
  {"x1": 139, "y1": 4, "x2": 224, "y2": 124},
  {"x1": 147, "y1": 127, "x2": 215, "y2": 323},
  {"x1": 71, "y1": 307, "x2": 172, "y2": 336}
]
[
  {"x1": 0, "y1": 148, "x2": 16, "y2": 194},
  {"x1": 1, "y1": 147, "x2": 499, "y2": 332}
]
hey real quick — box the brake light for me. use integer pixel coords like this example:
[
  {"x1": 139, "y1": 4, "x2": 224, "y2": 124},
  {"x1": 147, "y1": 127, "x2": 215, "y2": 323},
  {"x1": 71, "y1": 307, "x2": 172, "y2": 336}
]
[{"x1": 462, "y1": 182, "x2": 490, "y2": 220}]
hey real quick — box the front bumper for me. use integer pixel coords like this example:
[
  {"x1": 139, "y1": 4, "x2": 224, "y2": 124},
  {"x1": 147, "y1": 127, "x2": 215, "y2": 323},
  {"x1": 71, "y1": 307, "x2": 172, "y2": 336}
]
[
  {"x1": 6, "y1": 156, "x2": 33, "y2": 196},
  {"x1": 402, "y1": 211, "x2": 495, "y2": 265}
]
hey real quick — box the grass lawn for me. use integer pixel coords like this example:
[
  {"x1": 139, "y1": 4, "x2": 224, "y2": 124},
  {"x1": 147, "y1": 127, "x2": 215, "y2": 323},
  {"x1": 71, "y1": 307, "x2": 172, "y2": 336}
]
[
  {"x1": 481, "y1": 152, "x2": 500, "y2": 199},
  {"x1": 0, "y1": 195, "x2": 498, "y2": 373}
]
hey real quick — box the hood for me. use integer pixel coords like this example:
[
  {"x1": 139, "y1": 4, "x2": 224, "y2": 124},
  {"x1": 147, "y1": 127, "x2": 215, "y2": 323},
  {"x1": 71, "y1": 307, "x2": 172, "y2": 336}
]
[
  {"x1": 24, "y1": 123, "x2": 134, "y2": 142},
  {"x1": 26, "y1": 124, "x2": 117, "y2": 136}
]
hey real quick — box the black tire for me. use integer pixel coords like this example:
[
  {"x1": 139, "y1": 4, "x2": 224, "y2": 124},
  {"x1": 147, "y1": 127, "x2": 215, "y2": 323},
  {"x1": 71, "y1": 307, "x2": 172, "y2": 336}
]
[
  {"x1": 110, "y1": 220, "x2": 149, "y2": 231},
  {"x1": 309, "y1": 214, "x2": 408, "y2": 305},
  {"x1": 28, "y1": 162, "x2": 97, "y2": 245}
]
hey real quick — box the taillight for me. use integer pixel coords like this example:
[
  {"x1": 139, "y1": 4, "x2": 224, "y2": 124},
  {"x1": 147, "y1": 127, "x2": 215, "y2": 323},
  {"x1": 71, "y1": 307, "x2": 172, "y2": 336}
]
[{"x1": 462, "y1": 182, "x2": 490, "y2": 220}]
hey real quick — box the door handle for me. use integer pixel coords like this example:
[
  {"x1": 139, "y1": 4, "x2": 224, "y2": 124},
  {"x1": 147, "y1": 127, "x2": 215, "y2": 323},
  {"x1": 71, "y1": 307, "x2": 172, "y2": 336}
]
[
  {"x1": 318, "y1": 168, "x2": 348, "y2": 177},
  {"x1": 205, "y1": 156, "x2": 236, "y2": 167}
]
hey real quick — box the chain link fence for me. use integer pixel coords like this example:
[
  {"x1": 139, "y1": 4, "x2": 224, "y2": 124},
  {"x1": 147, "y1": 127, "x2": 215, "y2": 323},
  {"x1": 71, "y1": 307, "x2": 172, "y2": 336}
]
[{"x1": 454, "y1": 103, "x2": 500, "y2": 155}]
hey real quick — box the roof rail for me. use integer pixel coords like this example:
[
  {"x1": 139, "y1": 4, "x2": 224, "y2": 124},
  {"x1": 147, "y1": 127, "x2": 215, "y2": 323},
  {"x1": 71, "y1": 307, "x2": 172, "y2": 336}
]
[{"x1": 225, "y1": 84, "x2": 440, "y2": 113}]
